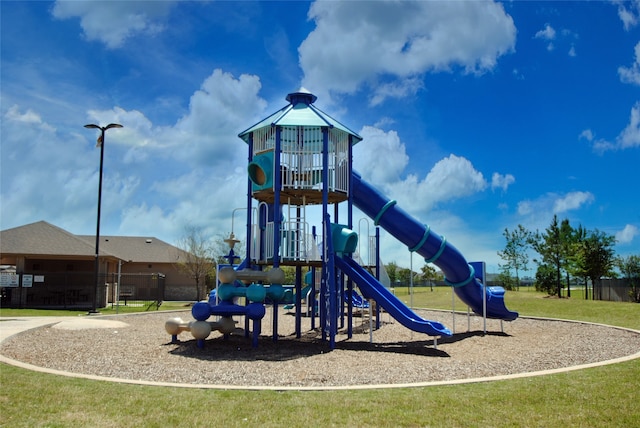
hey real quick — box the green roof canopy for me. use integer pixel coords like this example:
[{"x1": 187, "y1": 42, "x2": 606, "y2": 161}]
[{"x1": 238, "y1": 89, "x2": 362, "y2": 144}]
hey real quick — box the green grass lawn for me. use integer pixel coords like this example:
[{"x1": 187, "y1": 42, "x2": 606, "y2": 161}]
[
  {"x1": 394, "y1": 286, "x2": 640, "y2": 330},
  {"x1": 1, "y1": 290, "x2": 639, "y2": 427},
  {"x1": 0, "y1": 300, "x2": 191, "y2": 318}
]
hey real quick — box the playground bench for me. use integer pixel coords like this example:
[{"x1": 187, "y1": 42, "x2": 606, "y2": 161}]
[{"x1": 118, "y1": 287, "x2": 133, "y2": 305}]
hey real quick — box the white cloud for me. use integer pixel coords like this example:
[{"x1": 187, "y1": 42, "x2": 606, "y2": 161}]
[
  {"x1": 353, "y1": 126, "x2": 409, "y2": 184},
  {"x1": 534, "y1": 24, "x2": 556, "y2": 41},
  {"x1": 106, "y1": 69, "x2": 267, "y2": 240},
  {"x1": 534, "y1": 24, "x2": 580, "y2": 56},
  {"x1": 0, "y1": 69, "x2": 267, "y2": 243},
  {"x1": 491, "y1": 172, "x2": 515, "y2": 192},
  {"x1": 553, "y1": 191, "x2": 595, "y2": 213},
  {"x1": 349, "y1": 133, "x2": 513, "y2": 272},
  {"x1": 591, "y1": 139, "x2": 616, "y2": 154},
  {"x1": 384, "y1": 154, "x2": 489, "y2": 214},
  {"x1": 512, "y1": 68, "x2": 522, "y2": 79},
  {"x1": 1, "y1": 60, "x2": 505, "y2": 264},
  {"x1": 368, "y1": 77, "x2": 424, "y2": 107},
  {"x1": 580, "y1": 128, "x2": 614, "y2": 154},
  {"x1": 80, "y1": 70, "x2": 266, "y2": 170},
  {"x1": 418, "y1": 155, "x2": 488, "y2": 205},
  {"x1": 169, "y1": 69, "x2": 266, "y2": 166},
  {"x1": 121, "y1": 168, "x2": 247, "y2": 241},
  {"x1": 516, "y1": 191, "x2": 594, "y2": 231},
  {"x1": 299, "y1": 1, "x2": 515, "y2": 103},
  {"x1": 4, "y1": 105, "x2": 55, "y2": 132},
  {"x1": 51, "y1": 1, "x2": 177, "y2": 49},
  {"x1": 353, "y1": 126, "x2": 518, "y2": 216},
  {"x1": 617, "y1": 101, "x2": 640, "y2": 149},
  {"x1": 614, "y1": 0, "x2": 640, "y2": 30},
  {"x1": 534, "y1": 23, "x2": 556, "y2": 52},
  {"x1": 579, "y1": 129, "x2": 594, "y2": 141},
  {"x1": 582, "y1": 103, "x2": 640, "y2": 153},
  {"x1": 517, "y1": 200, "x2": 533, "y2": 216},
  {"x1": 1, "y1": 105, "x2": 107, "y2": 232},
  {"x1": 615, "y1": 224, "x2": 639, "y2": 244},
  {"x1": 618, "y1": 41, "x2": 640, "y2": 85}
]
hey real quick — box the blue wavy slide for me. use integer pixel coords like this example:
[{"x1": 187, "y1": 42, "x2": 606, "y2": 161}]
[
  {"x1": 334, "y1": 256, "x2": 452, "y2": 336},
  {"x1": 350, "y1": 171, "x2": 518, "y2": 321}
]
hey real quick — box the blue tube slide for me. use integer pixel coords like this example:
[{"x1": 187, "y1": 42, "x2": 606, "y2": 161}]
[
  {"x1": 335, "y1": 256, "x2": 452, "y2": 336},
  {"x1": 344, "y1": 289, "x2": 370, "y2": 309},
  {"x1": 350, "y1": 171, "x2": 518, "y2": 321}
]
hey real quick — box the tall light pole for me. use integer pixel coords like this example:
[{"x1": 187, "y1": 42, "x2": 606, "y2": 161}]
[{"x1": 84, "y1": 123, "x2": 123, "y2": 314}]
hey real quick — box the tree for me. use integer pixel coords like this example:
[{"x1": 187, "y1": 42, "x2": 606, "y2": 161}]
[
  {"x1": 569, "y1": 225, "x2": 590, "y2": 299},
  {"x1": 398, "y1": 267, "x2": 413, "y2": 285},
  {"x1": 397, "y1": 267, "x2": 416, "y2": 293},
  {"x1": 582, "y1": 229, "x2": 617, "y2": 300},
  {"x1": 497, "y1": 266, "x2": 518, "y2": 291},
  {"x1": 534, "y1": 263, "x2": 557, "y2": 295},
  {"x1": 274, "y1": 265, "x2": 297, "y2": 285},
  {"x1": 530, "y1": 215, "x2": 565, "y2": 298},
  {"x1": 497, "y1": 225, "x2": 531, "y2": 290},
  {"x1": 175, "y1": 225, "x2": 216, "y2": 301},
  {"x1": 617, "y1": 254, "x2": 640, "y2": 302},
  {"x1": 421, "y1": 264, "x2": 437, "y2": 291},
  {"x1": 385, "y1": 261, "x2": 399, "y2": 285},
  {"x1": 559, "y1": 219, "x2": 576, "y2": 298}
]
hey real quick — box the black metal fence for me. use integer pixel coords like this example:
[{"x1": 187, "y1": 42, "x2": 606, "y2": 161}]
[
  {"x1": 107, "y1": 272, "x2": 165, "y2": 310},
  {"x1": 1, "y1": 272, "x2": 165, "y2": 310},
  {"x1": 14, "y1": 272, "x2": 95, "y2": 309}
]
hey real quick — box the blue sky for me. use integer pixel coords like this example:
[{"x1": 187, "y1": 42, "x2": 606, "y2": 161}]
[{"x1": 1, "y1": 1, "x2": 639, "y2": 272}]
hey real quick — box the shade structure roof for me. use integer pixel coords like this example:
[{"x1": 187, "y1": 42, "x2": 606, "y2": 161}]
[{"x1": 238, "y1": 89, "x2": 362, "y2": 144}]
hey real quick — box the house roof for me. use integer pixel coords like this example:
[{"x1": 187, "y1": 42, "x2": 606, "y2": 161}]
[
  {"x1": 78, "y1": 235, "x2": 186, "y2": 264},
  {"x1": 0, "y1": 221, "x2": 106, "y2": 258},
  {"x1": 1, "y1": 221, "x2": 187, "y2": 263}
]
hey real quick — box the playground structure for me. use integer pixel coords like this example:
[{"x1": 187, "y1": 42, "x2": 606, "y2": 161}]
[{"x1": 166, "y1": 89, "x2": 518, "y2": 349}]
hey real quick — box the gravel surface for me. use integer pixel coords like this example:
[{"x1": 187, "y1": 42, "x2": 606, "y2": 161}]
[{"x1": 2, "y1": 308, "x2": 639, "y2": 388}]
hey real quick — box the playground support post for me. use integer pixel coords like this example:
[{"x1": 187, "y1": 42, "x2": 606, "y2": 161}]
[{"x1": 451, "y1": 285, "x2": 455, "y2": 334}]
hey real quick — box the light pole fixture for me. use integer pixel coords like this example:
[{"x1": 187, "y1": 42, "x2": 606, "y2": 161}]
[{"x1": 84, "y1": 123, "x2": 123, "y2": 314}]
